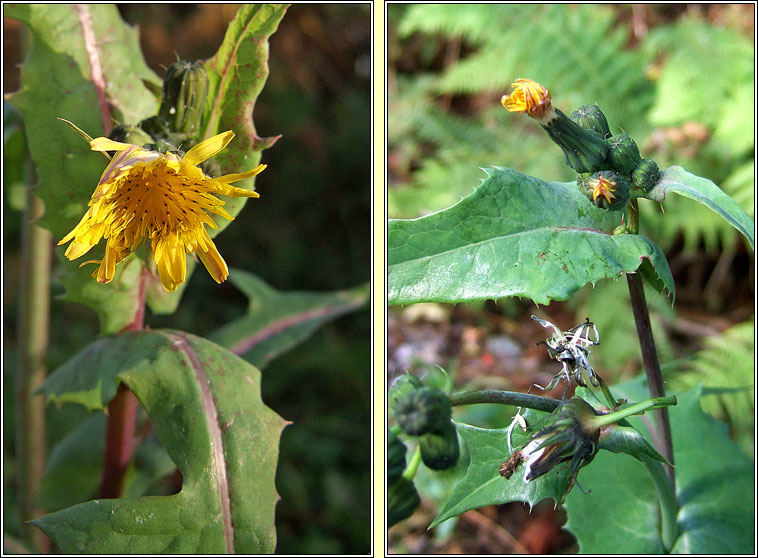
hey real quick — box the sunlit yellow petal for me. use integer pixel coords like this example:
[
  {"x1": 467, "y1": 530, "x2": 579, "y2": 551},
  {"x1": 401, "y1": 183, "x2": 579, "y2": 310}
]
[
  {"x1": 184, "y1": 131, "x2": 235, "y2": 166},
  {"x1": 501, "y1": 78, "x2": 552, "y2": 120},
  {"x1": 197, "y1": 239, "x2": 229, "y2": 284},
  {"x1": 216, "y1": 164, "x2": 267, "y2": 185},
  {"x1": 59, "y1": 120, "x2": 264, "y2": 292},
  {"x1": 90, "y1": 137, "x2": 136, "y2": 152}
]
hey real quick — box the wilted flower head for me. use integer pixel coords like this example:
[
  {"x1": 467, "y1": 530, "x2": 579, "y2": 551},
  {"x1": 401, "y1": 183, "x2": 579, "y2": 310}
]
[
  {"x1": 520, "y1": 398, "x2": 600, "y2": 485},
  {"x1": 58, "y1": 130, "x2": 265, "y2": 292},
  {"x1": 501, "y1": 78, "x2": 553, "y2": 121}
]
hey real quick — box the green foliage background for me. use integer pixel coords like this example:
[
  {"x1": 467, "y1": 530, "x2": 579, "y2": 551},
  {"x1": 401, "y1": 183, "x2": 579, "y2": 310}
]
[{"x1": 4, "y1": 4, "x2": 370, "y2": 554}]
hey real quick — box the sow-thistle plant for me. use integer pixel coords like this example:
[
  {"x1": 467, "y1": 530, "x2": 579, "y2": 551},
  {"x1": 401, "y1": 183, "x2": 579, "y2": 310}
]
[
  {"x1": 58, "y1": 127, "x2": 265, "y2": 292},
  {"x1": 388, "y1": 68, "x2": 754, "y2": 553}
]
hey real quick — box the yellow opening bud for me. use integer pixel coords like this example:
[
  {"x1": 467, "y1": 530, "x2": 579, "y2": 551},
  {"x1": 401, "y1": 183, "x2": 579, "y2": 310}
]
[{"x1": 501, "y1": 78, "x2": 553, "y2": 120}]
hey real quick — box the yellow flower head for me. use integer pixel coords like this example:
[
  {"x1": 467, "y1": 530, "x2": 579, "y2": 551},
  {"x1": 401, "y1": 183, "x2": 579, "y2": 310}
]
[
  {"x1": 591, "y1": 175, "x2": 617, "y2": 205},
  {"x1": 58, "y1": 130, "x2": 265, "y2": 292},
  {"x1": 501, "y1": 78, "x2": 553, "y2": 120}
]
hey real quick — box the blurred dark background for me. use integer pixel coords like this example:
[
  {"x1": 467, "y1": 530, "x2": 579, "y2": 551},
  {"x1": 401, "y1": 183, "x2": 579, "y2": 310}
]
[{"x1": 4, "y1": 4, "x2": 371, "y2": 554}]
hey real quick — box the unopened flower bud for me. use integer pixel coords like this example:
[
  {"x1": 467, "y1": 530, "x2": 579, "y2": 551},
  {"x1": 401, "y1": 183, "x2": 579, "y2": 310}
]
[
  {"x1": 389, "y1": 374, "x2": 424, "y2": 414},
  {"x1": 631, "y1": 158, "x2": 660, "y2": 192},
  {"x1": 606, "y1": 133, "x2": 642, "y2": 175},
  {"x1": 394, "y1": 387, "x2": 452, "y2": 436},
  {"x1": 419, "y1": 420, "x2": 460, "y2": 470},
  {"x1": 388, "y1": 477, "x2": 421, "y2": 528},
  {"x1": 570, "y1": 104, "x2": 611, "y2": 139},
  {"x1": 158, "y1": 60, "x2": 209, "y2": 138}
]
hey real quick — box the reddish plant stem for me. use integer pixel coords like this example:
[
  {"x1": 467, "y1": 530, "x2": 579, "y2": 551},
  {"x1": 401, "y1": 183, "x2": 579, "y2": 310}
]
[
  {"x1": 626, "y1": 271, "x2": 675, "y2": 491},
  {"x1": 626, "y1": 199, "x2": 675, "y2": 492},
  {"x1": 98, "y1": 268, "x2": 148, "y2": 498}
]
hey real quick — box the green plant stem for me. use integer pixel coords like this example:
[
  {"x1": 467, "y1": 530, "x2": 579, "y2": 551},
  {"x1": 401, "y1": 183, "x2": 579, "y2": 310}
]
[
  {"x1": 16, "y1": 188, "x2": 52, "y2": 553},
  {"x1": 402, "y1": 445, "x2": 422, "y2": 481},
  {"x1": 591, "y1": 396, "x2": 677, "y2": 429},
  {"x1": 641, "y1": 455, "x2": 679, "y2": 552},
  {"x1": 625, "y1": 199, "x2": 676, "y2": 490},
  {"x1": 450, "y1": 390, "x2": 560, "y2": 413},
  {"x1": 98, "y1": 267, "x2": 148, "y2": 498}
]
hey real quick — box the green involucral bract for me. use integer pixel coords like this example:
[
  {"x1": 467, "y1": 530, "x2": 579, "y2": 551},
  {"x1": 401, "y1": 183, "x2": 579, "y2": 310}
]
[
  {"x1": 605, "y1": 133, "x2": 642, "y2": 175},
  {"x1": 541, "y1": 109, "x2": 610, "y2": 173},
  {"x1": 569, "y1": 104, "x2": 612, "y2": 139},
  {"x1": 419, "y1": 420, "x2": 461, "y2": 471},
  {"x1": 388, "y1": 374, "x2": 424, "y2": 413},
  {"x1": 632, "y1": 158, "x2": 660, "y2": 192},
  {"x1": 388, "y1": 477, "x2": 421, "y2": 528},
  {"x1": 394, "y1": 387, "x2": 452, "y2": 436}
]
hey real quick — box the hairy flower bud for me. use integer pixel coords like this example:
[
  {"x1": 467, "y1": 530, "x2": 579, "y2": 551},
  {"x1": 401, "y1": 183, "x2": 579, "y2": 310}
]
[
  {"x1": 158, "y1": 60, "x2": 209, "y2": 138},
  {"x1": 606, "y1": 133, "x2": 642, "y2": 175},
  {"x1": 389, "y1": 374, "x2": 424, "y2": 414},
  {"x1": 394, "y1": 387, "x2": 452, "y2": 436},
  {"x1": 419, "y1": 420, "x2": 460, "y2": 470},
  {"x1": 582, "y1": 170, "x2": 630, "y2": 211},
  {"x1": 631, "y1": 158, "x2": 660, "y2": 192},
  {"x1": 570, "y1": 104, "x2": 611, "y2": 139}
]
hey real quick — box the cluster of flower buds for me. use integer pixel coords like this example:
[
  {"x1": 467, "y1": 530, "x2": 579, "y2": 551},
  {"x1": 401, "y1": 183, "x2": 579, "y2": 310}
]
[
  {"x1": 502, "y1": 79, "x2": 660, "y2": 212},
  {"x1": 111, "y1": 61, "x2": 211, "y2": 161},
  {"x1": 390, "y1": 374, "x2": 460, "y2": 471}
]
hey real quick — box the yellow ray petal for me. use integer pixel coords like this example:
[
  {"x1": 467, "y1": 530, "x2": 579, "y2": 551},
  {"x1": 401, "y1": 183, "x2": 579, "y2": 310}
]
[
  {"x1": 196, "y1": 240, "x2": 229, "y2": 284},
  {"x1": 90, "y1": 137, "x2": 136, "y2": 152},
  {"x1": 184, "y1": 131, "x2": 235, "y2": 166},
  {"x1": 216, "y1": 164, "x2": 267, "y2": 185}
]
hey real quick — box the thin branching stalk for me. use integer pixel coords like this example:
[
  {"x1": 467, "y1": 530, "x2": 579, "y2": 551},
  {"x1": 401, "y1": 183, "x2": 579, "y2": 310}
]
[
  {"x1": 16, "y1": 184, "x2": 52, "y2": 553},
  {"x1": 450, "y1": 390, "x2": 560, "y2": 413},
  {"x1": 98, "y1": 268, "x2": 148, "y2": 498},
  {"x1": 626, "y1": 199, "x2": 676, "y2": 490}
]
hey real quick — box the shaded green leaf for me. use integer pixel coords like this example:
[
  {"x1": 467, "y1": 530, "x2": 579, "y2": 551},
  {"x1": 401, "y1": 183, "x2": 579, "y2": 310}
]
[
  {"x1": 5, "y1": 4, "x2": 162, "y2": 332},
  {"x1": 33, "y1": 330, "x2": 287, "y2": 554},
  {"x1": 209, "y1": 270, "x2": 368, "y2": 368},
  {"x1": 5, "y1": 3, "x2": 160, "y2": 239},
  {"x1": 431, "y1": 409, "x2": 571, "y2": 528},
  {"x1": 56, "y1": 252, "x2": 144, "y2": 335},
  {"x1": 388, "y1": 167, "x2": 674, "y2": 305},
  {"x1": 646, "y1": 166, "x2": 754, "y2": 249},
  {"x1": 37, "y1": 414, "x2": 106, "y2": 512},
  {"x1": 202, "y1": 4, "x2": 288, "y2": 235},
  {"x1": 565, "y1": 380, "x2": 754, "y2": 554}
]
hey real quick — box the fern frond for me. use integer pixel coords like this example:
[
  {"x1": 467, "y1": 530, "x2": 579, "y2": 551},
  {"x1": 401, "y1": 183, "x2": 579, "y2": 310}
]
[
  {"x1": 642, "y1": 19, "x2": 754, "y2": 156},
  {"x1": 666, "y1": 318, "x2": 755, "y2": 456}
]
